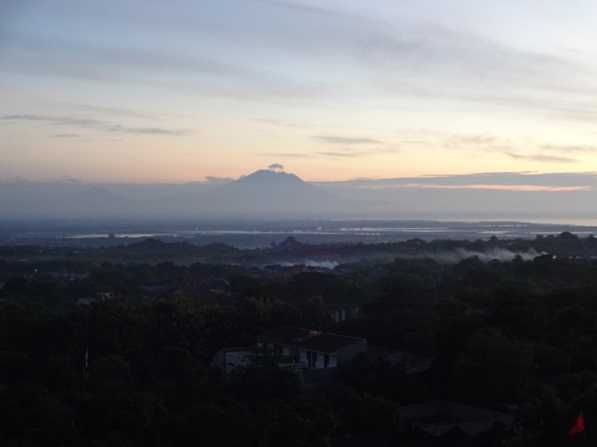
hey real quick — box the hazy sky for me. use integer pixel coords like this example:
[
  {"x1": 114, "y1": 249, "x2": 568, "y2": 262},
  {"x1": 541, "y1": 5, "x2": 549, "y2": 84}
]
[{"x1": 2, "y1": 0, "x2": 597, "y2": 182}]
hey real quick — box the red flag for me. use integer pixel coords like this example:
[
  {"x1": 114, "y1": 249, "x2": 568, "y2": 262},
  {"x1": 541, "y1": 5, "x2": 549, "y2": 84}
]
[{"x1": 569, "y1": 413, "x2": 585, "y2": 437}]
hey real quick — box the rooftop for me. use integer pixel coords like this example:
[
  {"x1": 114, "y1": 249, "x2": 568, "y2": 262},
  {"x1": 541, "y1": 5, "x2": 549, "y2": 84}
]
[
  {"x1": 261, "y1": 326, "x2": 319, "y2": 346},
  {"x1": 298, "y1": 333, "x2": 366, "y2": 353},
  {"x1": 261, "y1": 326, "x2": 367, "y2": 353}
]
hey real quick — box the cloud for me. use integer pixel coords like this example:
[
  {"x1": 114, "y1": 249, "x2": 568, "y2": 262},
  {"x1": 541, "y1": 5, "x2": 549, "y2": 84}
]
[
  {"x1": 541, "y1": 144, "x2": 597, "y2": 154},
  {"x1": 444, "y1": 134, "x2": 499, "y2": 148},
  {"x1": 312, "y1": 134, "x2": 399, "y2": 158},
  {"x1": 106, "y1": 125, "x2": 189, "y2": 136},
  {"x1": 253, "y1": 118, "x2": 326, "y2": 129},
  {"x1": 262, "y1": 146, "x2": 398, "y2": 159},
  {"x1": 4, "y1": 33, "x2": 248, "y2": 78},
  {"x1": 458, "y1": 91, "x2": 597, "y2": 125},
  {"x1": 268, "y1": 163, "x2": 285, "y2": 171},
  {"x1": 2, "y1": 114, "x2": 102, "y2": 126},
  {"x1": 51, "y1": 133, "x2": 80, "y2": 138},
  {"x1": 396, "y1": 129, "x2": 511, "y2": 153},
  {"x1": 318, "y1": 147, "x2": 399, "y2": 158},
  {"x1": 394, "y1": 128, "x2": 596, "y2": 162},
  {"x1": 1, "y1": 114, "x2": 190, "y2": 136},
  {"x1": 252, "y1": 0, "x2": 345, "y2": 18},
  {"x1": 6, "y1": 0, "x2": 597, "y2": 119},
  {"x1": 65, "y1": 103, "x2": 156, "y2": 119},
  {"x1": 319, "y1": 171, "x2": 597, "y2": 188},
  {"x1": 505, "y1": 152, "x2": 577, "y2": 163},
  {"x1": 335, "y1": 13, "x2": 597, "y2": 124},
  {"x1": 318, "y1": 151, "x2": 362, "y2": 158},
  {"x1": 261, "y1": 152, "x2": 311, "y2": 158},
  {"x1": 361, "y1": 183, "x2": 591, "y2": 192},
  {"x1": 2, "y1": 31, "x2": 329, "y2": 103},
  {"x1": 314, "y1": 135, "x2": 384, "y2": 145}
]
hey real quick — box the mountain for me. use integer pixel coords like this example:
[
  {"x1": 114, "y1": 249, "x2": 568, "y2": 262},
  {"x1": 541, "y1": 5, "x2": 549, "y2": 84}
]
[
  {"x1": 237, "y1": 169, "x2": 305, "y2": 186},
  {"x1": 202, "y1": 169, "x2": 356, "y2": 217}
]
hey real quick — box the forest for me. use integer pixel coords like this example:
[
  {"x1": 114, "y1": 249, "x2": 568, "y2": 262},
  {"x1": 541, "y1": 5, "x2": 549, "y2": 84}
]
[{"x1": 1, "y1": 235, "x2": 597, "y2": 445}]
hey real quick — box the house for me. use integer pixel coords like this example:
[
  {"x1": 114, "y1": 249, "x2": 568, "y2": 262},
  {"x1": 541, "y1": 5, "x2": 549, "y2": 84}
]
[
  {"x1": 298, "y1": 332, "x2": 367, "y2": 368},
  {"x1": 98, "y1": 291, "x2": 113, "y2": 301},
  {"x1": 76, "y1": 291, "x2": 115, "y2": 307},
  {"x1": 76, "y1": 297, "x2": 96, "y2": 306},
  {"x1": 212, "y1": 327, "x2": 368, "y2": 376},
  {"x1": 210, "y1": 347, "x2": 256, "y2": 374},
  {"x1": 259, "y1": 326, "x2": 367, "y2": 370},
  {"x1": 326, "y1": 304, "x2": 361, "y2": 323}
]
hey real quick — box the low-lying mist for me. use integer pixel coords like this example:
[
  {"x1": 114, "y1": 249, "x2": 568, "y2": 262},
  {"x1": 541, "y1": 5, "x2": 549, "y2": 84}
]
[{"x1": 413, "y1": 248, "x2": 544, "y2": 264}]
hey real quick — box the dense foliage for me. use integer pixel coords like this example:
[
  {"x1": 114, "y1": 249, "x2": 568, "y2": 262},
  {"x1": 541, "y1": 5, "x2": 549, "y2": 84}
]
[{"x1": 2, "y1": 237, "x2": 597, "y2": 445}]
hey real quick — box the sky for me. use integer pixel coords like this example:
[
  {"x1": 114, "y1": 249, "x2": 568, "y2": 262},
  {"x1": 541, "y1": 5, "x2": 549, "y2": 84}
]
[{"x1": 1, "y1": 0, "x2": 597, "y2": 183}]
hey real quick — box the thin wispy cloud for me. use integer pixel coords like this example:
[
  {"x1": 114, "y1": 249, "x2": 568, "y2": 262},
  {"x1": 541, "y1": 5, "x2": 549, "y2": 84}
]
[
  {"x1": 261, "y1": 152, "x2": 311, "y2": 159},
  {"x1": 397, "y1": 129, "x2": 508, "y2": 150},
  {"x1": 2, "y1": 114, "x2": 103, "y2": 127},
  {"x1": 318, "y1": 147, "x2": 399, "y2": 158},
  {"x1": 108, "y1": 126, "x2": 189, "y2": 136},
  {"x1": 541, "y1": 144, "x2": 597, "y2": 153},
  {"x1": 318, "y1": 151, "x2": 361, "y2": 158},
  {"x1": 359, "y1": 23, "x2": 597, "y2": 123},
  {"x1": 1, "y1": 31, "x2": 329, "y2": 103},
  {"x1": 51, "y1": 133, "x2": 80, "y2": 138},
  {"x1": 396, "y1": 128, "x2": 593, "y2": 163},
  {"x1": 65, "y1": 103, "x2": 156, "y2": 119},
  {"x1": 263, "y1": 147, "x2": 398, "y2": 159},
  {"x1": 254, "y1": 118, "x2": 313, "y2": 129},
  {"x1": 505, "y1": 152, "x2": 577, "y2": 164},
  {"x1": 361, "y1": 183, "x2": 591, "y2": 193},
  {"x1": 444, "y1": 134, "x2": 499, "y2": 148},
  {"x1": 1, "y1": 114, "x2": 190, "y2": 136},
  {"x1": 252, "y1": 0, "x2": 346, "y2": 18},
  {"x1": 319, "y1": 172, "x2": 597, "y2": 188},
  {"x1": 315, "y1": 136, "x2": 384, "y2": 145}
]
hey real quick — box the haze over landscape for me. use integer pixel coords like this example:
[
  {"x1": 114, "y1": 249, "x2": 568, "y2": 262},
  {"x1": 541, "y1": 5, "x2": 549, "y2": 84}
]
[{"x1": 2, "y1": 167, "x2": 597, "y2": 222}]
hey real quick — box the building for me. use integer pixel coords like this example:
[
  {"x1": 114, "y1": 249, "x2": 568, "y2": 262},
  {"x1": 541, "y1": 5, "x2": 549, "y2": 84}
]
[
  {"x1": 76, "y1": 291, "x2": 115, "y2": 307},
  {"x1": 210, "y1": 347, "x2": 256, "y2": 374},
  {"x1": 212, "y1": 327, "x2": 368, "y2": 375},
  {"x1": 258, "y1": 326, "x2": 368, "y2": 370},
  {"x1": 326, "y1": 304, "x2": 361, "y2": 323}
]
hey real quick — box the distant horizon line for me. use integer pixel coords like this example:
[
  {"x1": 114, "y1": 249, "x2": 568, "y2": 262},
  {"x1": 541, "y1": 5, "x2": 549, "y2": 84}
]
[
  {"x1": 2, "y1": 168, "x2": 597, "y2": 185},
  {"x1": 2, "y1": 216, "x2": 597, "y2": 227}
]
